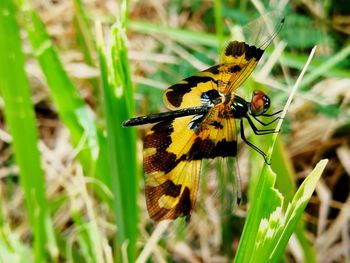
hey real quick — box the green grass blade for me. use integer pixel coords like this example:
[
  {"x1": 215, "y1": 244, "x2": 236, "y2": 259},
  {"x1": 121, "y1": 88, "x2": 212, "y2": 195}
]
[
  {"x1": 280, "y1": 51, "x2": 349, "y2": 79},
  {"x1": 236, "y1": 165, "x2": 284, "y2": 262},
  {"x1": 267, "y1": 160, "x2": 328, "y2": 262},
  {"x1": 300, "y1": 44, "x2": 350, "y2": 89},
  {"x1": 21, "y1": 2, "x2": 96, "y2": 172},
  {"x1": 96, "y1": 11, "x2": 139, "y2": 262},
  {"x1": 0, "y1": 0, "x2": 51, "y2": 261},
  {"x1": 72, "y1": 0, "x2": 100, "y2": 97},
  {"x1": 235, "y1": 149, "x2": 327, "y2": 263},
  {"x1": 70, "y1": 209, "x2": 104, "y2": 263},
  {"x1": 129, "y1": 21, "x2": 218, "y2": 47},
  {"x1": 73, "y1": 0, "x2": 96, "y2": 67},
  {"x1": 0, "y1": 225, "x2": 32, "y2": 263},
  {"x1": 272, "y1": 137, "x2": 317, "y2": 262},
  {"x1": 214, "y1": 0, "x2": 224, "y2": 50},
  {"x1": 235, "y1": 47, "x2": 318, "y2": 262},
  {"x1": 272, "y1": 137, "x2": 296, "y2": 207},
  {"x1": 20, "y1": 1, "x2": 111, "y2": 188}
]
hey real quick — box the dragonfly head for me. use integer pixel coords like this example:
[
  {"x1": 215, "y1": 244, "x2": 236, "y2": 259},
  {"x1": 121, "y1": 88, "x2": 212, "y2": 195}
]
[{"x1": 250, "y1": 90, "x2": 270, "y2": 116}]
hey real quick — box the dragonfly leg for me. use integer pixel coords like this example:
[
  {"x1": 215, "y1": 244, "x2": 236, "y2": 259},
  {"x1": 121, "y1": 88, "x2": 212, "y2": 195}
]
[
  {"x1": 246, "y1": 116, "x2": 279, "y2": 135},
  {"x1": 253, "y1": 115, "x2": 281, "y2": 126},
  {"x1": 261, "y1": 109, "x2": 283, "y2": 117},
  {"x1": 240, "y1": 119, "x2": 270, "y2": 165},
  {"x1": 253, "y1": 110, "x2": 283, "y2": 126}
]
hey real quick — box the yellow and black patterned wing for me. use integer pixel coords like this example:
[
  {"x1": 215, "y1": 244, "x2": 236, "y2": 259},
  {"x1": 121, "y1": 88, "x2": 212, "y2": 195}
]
[
  {"x1": 162, "y1": 57, "x2": 261, "y2": 110},
  {"x1": 218, "y1": 12, "x2": 285, "y2": 94},
  {"x1": 163, "y1": 12, "x2": 284, "y2": 110},
  {"x1": 143, "y1": 104, "x2": 236, "y2": 221},
  {"x1": 163, "y1": 70, "x2": 221, "y2": 110},
  {"x1": 217, "y1": 41, "x2": 264, "y2": 94}
]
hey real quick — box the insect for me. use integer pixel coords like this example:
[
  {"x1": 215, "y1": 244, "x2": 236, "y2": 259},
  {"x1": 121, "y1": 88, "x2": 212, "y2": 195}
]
[{"x1": 123, "y1": 13, "x2": 285, "y2": 221}]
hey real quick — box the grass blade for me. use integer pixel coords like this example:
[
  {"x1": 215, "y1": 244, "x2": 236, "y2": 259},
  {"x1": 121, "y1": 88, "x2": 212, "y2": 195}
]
[
  {"x1": 20, "y1": 1, "x2": 111, "y2": 189},
  {"x1": 268, "y1": 160, "x2": 328, "y2": 261},
  {"x1": 300, "y1": 44, "x2": 350, "y2": 89},
  {"x1": 96, "y1": 6, "x2": 139, "y2": 261},
  {"x1": 235, "y1": 47, "x2": 319, "y2": 262},
  {"x1": 214, "y1": 0, "x2": 224, "y2": 50},
  {"x1": 272, "y1": 137, "x2": 317, "y2": 262},
  {"x1": 129, "y1": 21, "x2": 218, "y2": 47},
  {"x1": 0, "y1": 225, "x2": 32, "y2": 262},
  {"x1": 0, "y1": 0, "x2": 51, "y2": 261},
  {"x1": 73, "y1": 0, "x2": 96, "y2": 67}
]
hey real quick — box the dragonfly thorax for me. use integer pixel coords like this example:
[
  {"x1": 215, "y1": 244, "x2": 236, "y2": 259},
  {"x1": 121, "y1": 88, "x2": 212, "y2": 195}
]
[{"x1": 229, "y1": 96, "x2": 250, "y2": 118}]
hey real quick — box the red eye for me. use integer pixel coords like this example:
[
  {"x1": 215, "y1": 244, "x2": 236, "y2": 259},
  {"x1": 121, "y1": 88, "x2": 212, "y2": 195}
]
[{"x1": 251, "y1": 90, "x2": 270, "y2": 116}]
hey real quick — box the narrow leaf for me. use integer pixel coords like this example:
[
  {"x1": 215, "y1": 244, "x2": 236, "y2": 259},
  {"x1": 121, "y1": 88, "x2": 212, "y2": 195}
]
[{"x1": 0, "y1": 0, "x2": 52, "y2": 261}]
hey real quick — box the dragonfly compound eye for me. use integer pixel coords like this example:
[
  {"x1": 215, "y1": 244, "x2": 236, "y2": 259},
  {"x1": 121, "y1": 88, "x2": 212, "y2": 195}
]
[{"x1": 251, "y1": 90, "x2": 270, "y2": 116}]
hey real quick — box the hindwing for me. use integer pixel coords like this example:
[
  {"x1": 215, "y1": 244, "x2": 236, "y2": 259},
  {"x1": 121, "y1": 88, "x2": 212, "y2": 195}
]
[{"x1": 143, "y1": 104, "x2": 237, "y2": 220}]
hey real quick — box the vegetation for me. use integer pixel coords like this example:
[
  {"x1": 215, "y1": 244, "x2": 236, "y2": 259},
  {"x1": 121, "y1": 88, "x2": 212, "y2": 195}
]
[{"x1": 0, "y1": 0, "x2": 349, "y2": 262}]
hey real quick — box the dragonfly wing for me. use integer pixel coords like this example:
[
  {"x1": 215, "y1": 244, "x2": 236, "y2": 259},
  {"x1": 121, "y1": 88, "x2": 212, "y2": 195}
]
[
  {"x1": 217, "y1": 12, "x2": 285, "y2": 94},
  {"x1": 163, "y1": 69, "x2": 222, "y2": 110},
  {"x1": 218, "y1": 41, "x2": 264, "y2": 94},
  {"x1": 144, "y1": 116, "x2": 203, "y2": 220},
  {"x1": 240, "y1": 10, "x2": 285, "y2": 50},
  {"x1": 163, "y1": 13, "x2": 284, "y2": 100},
  {"x1": 143, "y1": 104, "x2": 237, "y2": 221}
]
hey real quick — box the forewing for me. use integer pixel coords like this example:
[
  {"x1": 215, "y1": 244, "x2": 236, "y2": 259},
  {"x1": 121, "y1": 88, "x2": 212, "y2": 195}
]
[
  {"x1": 217, "y1": 12, "x2": 285, "y2": 94},
  {"x1": 163, "y1": 70, "x2": 221, "y2": 110},
  {"x1": 143, "y1": 104, "x2": 237, "y2": 221},
  {"x1": 215, "y1": 41, "x2": 263, "y2": 94},
  {"x1": 241, "y1": 11, "x2": 285, "y2": 50},
  {"x1": 163, "y1": 12, "x2": 284, "y2": 107}
]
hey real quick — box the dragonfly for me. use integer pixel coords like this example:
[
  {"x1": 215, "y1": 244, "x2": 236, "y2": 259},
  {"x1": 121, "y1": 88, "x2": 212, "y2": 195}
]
[{"x1": 123, "y1": 12, "x2": 285, "y2": 221}]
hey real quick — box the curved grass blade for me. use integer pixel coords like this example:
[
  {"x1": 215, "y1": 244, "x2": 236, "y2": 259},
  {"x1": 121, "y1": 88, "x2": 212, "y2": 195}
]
[
  {"x1": 272, "y1": 137, "x2": 317, "y2": 262},
  {"x1": 235, "y1": 47, "x2": 321, "y2": 262}
]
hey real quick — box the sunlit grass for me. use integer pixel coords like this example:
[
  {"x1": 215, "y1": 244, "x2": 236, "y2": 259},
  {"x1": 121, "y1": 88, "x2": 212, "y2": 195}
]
[
  {"x1": 235, "y1": 47, "x2": 324, "y2": 262},
  {"x1": 96, "y1": 5, "x2": 139, "y2": 262},
  {"x1": 0, "y1": 0, "x2": 51, "y2": 261}
]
